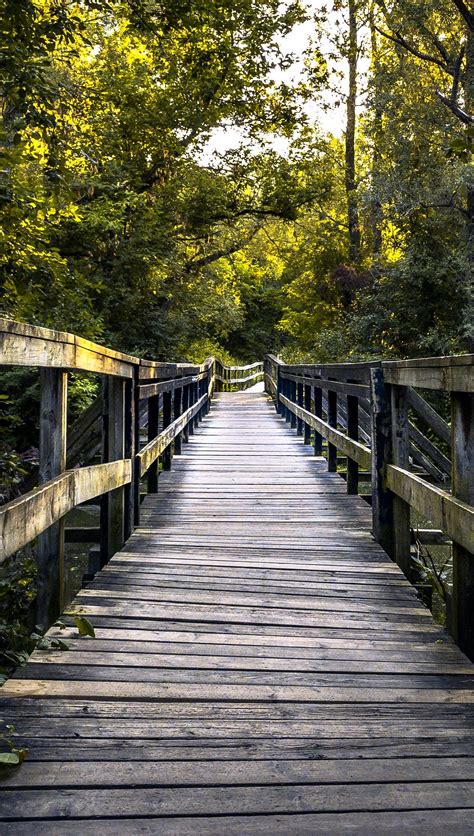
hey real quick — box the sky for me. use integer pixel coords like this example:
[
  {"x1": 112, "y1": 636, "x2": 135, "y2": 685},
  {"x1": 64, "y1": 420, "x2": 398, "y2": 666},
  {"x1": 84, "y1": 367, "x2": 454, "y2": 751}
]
[{"x1": 204, "y1": 0, "x2": 354, "y2": 159}]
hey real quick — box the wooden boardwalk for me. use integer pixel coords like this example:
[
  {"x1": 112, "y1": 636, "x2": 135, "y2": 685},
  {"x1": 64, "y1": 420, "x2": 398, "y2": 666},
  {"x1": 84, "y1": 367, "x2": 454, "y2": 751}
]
[{"x1": 2, "y1": 389, "x2": 474, "y2": 832}]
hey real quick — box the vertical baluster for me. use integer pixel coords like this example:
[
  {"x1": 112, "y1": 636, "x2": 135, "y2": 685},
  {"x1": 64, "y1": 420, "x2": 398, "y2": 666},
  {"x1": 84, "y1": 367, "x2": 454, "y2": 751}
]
[
  {"x1": 346, "y1": 392, "x2": 359, "y2": 494},
  {"x1": 174, "y1": 382, "x2": 183, "y2": 455},
  {"x1": 133, "y1": 367, "x2": 141, "y2": 527},
  {"x1": 369, "y1": 366, "x2": 394, "y2": 556},
  {"x1": 327, "y1": 386, "x2": 338, "y2": 472},
  {"x1": 162, "y1": 390, "x2": 172, "y2": 470},
  {"x1": 304, "y1": 384, "x2": 311, "y2": 444},
  {"x1": 451, "y1": 391, "x2": 474, "y2": 658},
  {"x1": 313, "y1": 383, "x2": 323, "y2": 456},
  {"x1": 188, "y1": 378, "x2": 195, "y2": 435},
  {"x1": 182, "y1": 382, "x2": 190, "y2": 442},
  {"x1": 193, "y1": 378, "x2": 199, "y2": 429},
  {"x1": 290, "y1": 379, "x2": 297, "y2": 429},
  {"x1": 36, "y1": 368, "x2": 68, "y2": 628},
  {"x1": 101, "y1": 376, "x2": 125, "y2": 568},
  {"x1": 147, "y1": 392, "x2": 159, "y2": 493},
  {"x1": 391, "y1": 383, "x2": 411, "y2": 577},
  {"x1": 284, "y1": 376, "x2": 290, "y2": 423},
  {"x1": 124, "y1": 370, "x2": 137, "y2": 539},
  {"x1": 296, "y1": 380, "x2": 304, "y2": 436},
  {"x1": 276, "y1": 364, "x2": 282, "y2": 414}
]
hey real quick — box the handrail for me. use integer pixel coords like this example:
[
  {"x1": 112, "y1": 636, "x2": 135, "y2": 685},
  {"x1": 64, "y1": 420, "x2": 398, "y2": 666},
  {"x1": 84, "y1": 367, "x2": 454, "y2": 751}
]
[
  {"x1": 214, "y1": 359, "x2": 264, "y2": 391},
  {"x1": 0, "y1": 318, "x2": 261, "y2": 629},
  {"x1": 264, "y1": 352, "x2": 474, "y2": 659}
]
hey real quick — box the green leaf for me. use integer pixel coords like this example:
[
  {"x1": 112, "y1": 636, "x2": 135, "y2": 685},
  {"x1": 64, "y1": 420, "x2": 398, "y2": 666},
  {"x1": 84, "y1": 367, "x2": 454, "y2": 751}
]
[
  {"x1": 51, "y1": 638, "x2": 69, "y2": 651},
  {"x1": 11, "y1": 747, "x2": 28, "y2": 763},
  {"x1": 0, "y1": 752, "x2": 19, "y2": 765},
  {"x1": 74, "y1": 616, "x2": 95, "y2": 638}
]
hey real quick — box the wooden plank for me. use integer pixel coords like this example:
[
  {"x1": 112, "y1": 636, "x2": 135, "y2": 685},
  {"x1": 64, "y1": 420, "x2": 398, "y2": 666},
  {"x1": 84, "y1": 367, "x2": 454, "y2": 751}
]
[
  {"x1": 382, "y1": 354, "x2": 473, "y2": 392},
  {"x1": 0, "y1": 462, "x2": 131, "y2": 562},
  {"x1": 1, "y1": 811, "x2": 473, "y2": 835},
  {"x1": 0, "y1": 318, "x2": 136, "y2": 377},
  {"x1": 137, "y1": 394, "x2": 207, "y2": 477},
  {"x1": 2, "y1": 757, "x2": 474, "y2": 788},
  {"x1": 407, "y1": 386, "x2": 451, "y2": 445},
  {"x1": 2, "y1": 386, "x2": 474, "y2": 828},
  {"x1": 0, "y1": 473, "x2": 74, "y2": 562},
  {"x1": 2, "y1": 780, "x2": 474, "y2": 819},
  {"x1": 4, "y1": 678, "x2": 474, "y2": 702},
  {"x1": 139, "y1": 374, "x2": 197, "y2": 399},
  {"x1": 279, "y1": 395, "x2": 371, "y2": 469},
  {"x1": 386, "y1": 465, "x2": 473, "y2": 553},
  {"x1": 281, "y1": 372, "x2": 369, "y2": 398}
]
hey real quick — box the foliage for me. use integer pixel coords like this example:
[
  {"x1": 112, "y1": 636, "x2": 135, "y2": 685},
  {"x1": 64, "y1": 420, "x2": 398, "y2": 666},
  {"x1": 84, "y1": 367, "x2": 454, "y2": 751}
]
[
  {"x1": 0, "y1": 721, "x2": 28, "y2": 767},
  {"x1": 0, "y1": 0, "x2": 471, "y2": 413},
  {"x1": 0, "y1": 551, "x2": 37, "y2": 676}
]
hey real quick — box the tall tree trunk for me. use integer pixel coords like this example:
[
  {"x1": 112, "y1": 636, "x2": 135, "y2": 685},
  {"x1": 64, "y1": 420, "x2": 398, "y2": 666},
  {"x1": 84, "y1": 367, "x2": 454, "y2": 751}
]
[
  {"x1": 369, "y1": 7, "x2": 383, "y2": 261},
  {"x1": 465, "y1": 27, "x2": 474, "y2": 350},
  {"x1": 345, "y1": 0, "x2": 361, "y2": 264}
]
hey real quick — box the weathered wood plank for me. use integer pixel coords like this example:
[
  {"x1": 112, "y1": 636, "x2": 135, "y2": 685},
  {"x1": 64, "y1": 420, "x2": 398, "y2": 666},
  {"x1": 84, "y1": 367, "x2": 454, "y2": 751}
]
[
  {"x1": 386, "y1": 465, "x2": 473, "y2": 553},
  {"x1": 382, "y1": 354, "x2": 473, "y2": 391},
  {"x1": 279, "y1": 394, "x2": 372, "y2": 469},
  {"x1": 0, "y1": 462, "x2": 131, "y2": 562},
  {"x1": 36, "y1": 367, "x2": 68, "y2": 627},
  {"x1": 137, "y1": 394, "x2": 207, "y2": 477},
  {"x1": 0, "y1": 318, "x2": 136, "y2": 377},
  {"x1": 2, "y1": 386, "x2": 474, "y2": 829}
]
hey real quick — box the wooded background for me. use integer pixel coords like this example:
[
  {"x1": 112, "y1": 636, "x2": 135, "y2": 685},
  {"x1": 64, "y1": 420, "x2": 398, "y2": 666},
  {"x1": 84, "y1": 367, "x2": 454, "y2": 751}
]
[{"x1": 0, "y1": 0, "x2": 472, "y2": 414}]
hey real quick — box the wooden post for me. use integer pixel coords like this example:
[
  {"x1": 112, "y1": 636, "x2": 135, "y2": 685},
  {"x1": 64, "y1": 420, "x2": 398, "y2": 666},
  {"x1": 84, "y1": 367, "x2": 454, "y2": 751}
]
[
  {"x1": 193, "y1": 380, "x2": 199, "y2": 429},
  {"x1": 391, "y1": 383, "x2": 411, "y2": 577},
  {"x1": 290, "y1": 380, "x2": 297, "y2": 429},
  {"x1": 124, "y1": 372, "x2": 137, "y2": 540},
  {"x1": 313, "y1": 384, "x2": 323, "y2": 456},
  {"x1": 327, "y1": 388, "x2": 338, "y2": 472},
  {"x1": 296, "y1": 380, "x2": 304, "y2": 436},
  {"x1": 276, "y1": 364, "x2": 282, "y2": 414},
  {"x1": 304, "y1": 384, "x2": 311, "y2": 444},
  {"x1": 174, "y1": 383, "x2": 183, "y2": 455},
  {"x1": 162, "y1": 390, "x2": 172, "y2": 470},
  {"x1": 206, "y1": 366, "x2": 212, "y2": 413},
  {"x1": 370, "y1": 366, "x2": 394, "y2": 557},
  {"x1": 346, "y1": 393, "x2": 359, "y2": 494},
  {"x1": 451, "y1": 392, "x2": 474, "y2": 658},
  {"x1": 283, "y1": 377, "x2": 290, "y2": 423},
  {"x1": 100, "y1": 376, "x2": 125, "y2": 568},
  {"x1": 147, "y1": 393, "x2": 159, "y2": 493},
  {"x1": 182, "y1": 383, "x2": 190, "y2": 442},
  {"x1": 133, "y1": 368, "x2": 141, "y2": 527},
  {"x1": 188, "y1": 380, "x2": 195, "y2": 436},
  {"x1": 36, "y1": 368, "x2": 67, "y2": 629}
]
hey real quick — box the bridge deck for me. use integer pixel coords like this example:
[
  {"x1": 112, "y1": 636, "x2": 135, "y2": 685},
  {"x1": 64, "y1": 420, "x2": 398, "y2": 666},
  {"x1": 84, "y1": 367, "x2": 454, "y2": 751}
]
[{"x1": 2, "y1": 390, "x2": 474, "y2": 832}]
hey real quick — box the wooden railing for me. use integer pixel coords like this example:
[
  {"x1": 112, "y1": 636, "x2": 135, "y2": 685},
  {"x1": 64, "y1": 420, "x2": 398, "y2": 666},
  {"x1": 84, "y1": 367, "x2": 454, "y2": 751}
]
[
  {"x1": 264, "y1": 353, "x2": 474, "y2": 657},
  {"x1": 214, "y1": 360, "x2": 264, "y2": 391},
  {"x1": 0, "y1": 319, "x2": 258, "y2": 629}
]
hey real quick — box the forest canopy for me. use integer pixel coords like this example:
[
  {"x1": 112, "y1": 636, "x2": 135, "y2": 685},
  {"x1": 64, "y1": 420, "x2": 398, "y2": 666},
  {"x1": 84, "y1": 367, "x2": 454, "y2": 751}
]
[{"x1": 0, "y1": 0, "x2": 472, "y2": 365}]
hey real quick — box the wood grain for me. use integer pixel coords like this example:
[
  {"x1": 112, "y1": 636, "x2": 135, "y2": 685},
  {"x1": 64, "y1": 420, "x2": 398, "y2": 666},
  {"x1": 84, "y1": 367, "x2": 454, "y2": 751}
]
[{"x1": 2, "y1": 387, "x2": 474, "y2": 831}]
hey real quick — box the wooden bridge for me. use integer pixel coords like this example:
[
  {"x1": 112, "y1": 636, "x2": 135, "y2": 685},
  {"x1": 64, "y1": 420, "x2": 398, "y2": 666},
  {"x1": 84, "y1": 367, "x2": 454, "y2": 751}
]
[{"x1": 0, "y1": 319, "x2": 474, "y2": 832}]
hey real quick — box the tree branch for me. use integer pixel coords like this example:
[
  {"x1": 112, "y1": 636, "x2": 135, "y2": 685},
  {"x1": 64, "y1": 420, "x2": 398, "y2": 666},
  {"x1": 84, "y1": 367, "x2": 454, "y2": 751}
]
[
  {"x1": 184, "y1": 226, "x2": 261, "y2": 274},
  {"x1": 374, "y1": 25, "x2": 454, "y2": 75},
  {"x1": 450, "y1": 0, "x2": 474, "y2": 31},
  {"x1": 436, "y1": 90, "x2": 474, "y2": 124}
]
